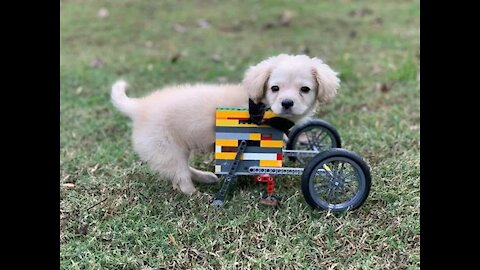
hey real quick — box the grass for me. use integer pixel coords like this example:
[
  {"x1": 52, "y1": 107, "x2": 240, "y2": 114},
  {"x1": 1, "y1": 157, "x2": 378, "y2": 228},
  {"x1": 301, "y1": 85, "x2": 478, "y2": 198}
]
[{"x1": 60, "y1": 0, "x2": 420, "y2": 269}]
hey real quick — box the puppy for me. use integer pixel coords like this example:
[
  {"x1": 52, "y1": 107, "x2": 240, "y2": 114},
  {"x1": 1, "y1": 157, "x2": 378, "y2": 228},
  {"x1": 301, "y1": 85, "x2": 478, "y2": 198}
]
[{"x1": 111, "y1": 54, "x2": 340, "y2": 195}]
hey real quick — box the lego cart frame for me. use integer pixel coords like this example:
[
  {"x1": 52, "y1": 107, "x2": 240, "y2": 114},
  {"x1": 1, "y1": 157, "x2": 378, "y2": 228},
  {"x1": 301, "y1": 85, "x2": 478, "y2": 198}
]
[{"x1": 212, "y1": 107, "x2": 371, "y2": 213}]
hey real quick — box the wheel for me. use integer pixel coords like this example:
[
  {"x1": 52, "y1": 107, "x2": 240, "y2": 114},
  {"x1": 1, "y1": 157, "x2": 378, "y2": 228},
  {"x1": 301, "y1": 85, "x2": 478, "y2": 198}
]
[
  {"x1": 301, "y1": 148, "x2": 371, "y2": 212},
  {"x1": 286, "y1": 119, "x2": 342, "y2": 164}
]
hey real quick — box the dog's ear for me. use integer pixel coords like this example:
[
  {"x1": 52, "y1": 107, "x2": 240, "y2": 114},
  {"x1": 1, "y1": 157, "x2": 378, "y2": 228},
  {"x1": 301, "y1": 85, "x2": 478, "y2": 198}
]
[
  {"x1": 311, "y1": 57, "x2": 340, "y2": 103},
  {"x1": 242, "y1": 56, "x2": 280, "y2": 103}
]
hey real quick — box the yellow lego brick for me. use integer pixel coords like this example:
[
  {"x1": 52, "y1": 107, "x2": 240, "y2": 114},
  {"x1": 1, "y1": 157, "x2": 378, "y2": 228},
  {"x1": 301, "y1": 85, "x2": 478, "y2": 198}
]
[
  {"x1": 216, "y1": 110, "x2": 250, "y2": 119},
  {"x1": 215, "y1": 152, "x2": 237, "y2": 160},
  {"x1": 249, "y1": 133, "x2": 261, "y2": 140},
  {"x1": 216, "y1": 119, "x2": 239, "y2": 126},
  {"x1": 263, "y1": 111, "x2": 276, "y2": 119},
  {"x1": 215, "y1": 165, "x2": 222, "y2": 173},
  {"x1": 259, "y1": 160, "x2": 282, "y2": 167},
  {"x1": 260, "y1": 140, "x2": 284, "y2": 148},
  {"x1": 215, "y1": 139, "x2": 238, "y2": 147}
]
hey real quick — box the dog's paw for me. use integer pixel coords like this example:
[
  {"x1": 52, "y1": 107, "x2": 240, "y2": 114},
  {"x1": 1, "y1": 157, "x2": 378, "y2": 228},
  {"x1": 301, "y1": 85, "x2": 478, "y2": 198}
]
[
  {"x1": 178, "y1": 182, "x2": 197, "y2": 195},
  {"x1": 181, "y1": 185, "x2": 197, "y2": 196}
]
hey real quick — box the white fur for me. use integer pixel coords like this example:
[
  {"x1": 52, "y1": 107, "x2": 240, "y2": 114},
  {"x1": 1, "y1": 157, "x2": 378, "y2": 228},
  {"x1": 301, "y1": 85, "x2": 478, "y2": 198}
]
[{"x1": 111, "y1": 54, "x2": 340, "y2": 195}]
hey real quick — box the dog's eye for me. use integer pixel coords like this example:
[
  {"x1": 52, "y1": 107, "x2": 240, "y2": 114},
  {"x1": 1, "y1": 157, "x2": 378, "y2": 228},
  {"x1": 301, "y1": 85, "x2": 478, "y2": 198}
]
[
  {"x1": 300, "y1": 86, "x2": 311, "y2": 93},
  {"x1": 271, "y1": 86, "x2": 279, "y2": 92}
]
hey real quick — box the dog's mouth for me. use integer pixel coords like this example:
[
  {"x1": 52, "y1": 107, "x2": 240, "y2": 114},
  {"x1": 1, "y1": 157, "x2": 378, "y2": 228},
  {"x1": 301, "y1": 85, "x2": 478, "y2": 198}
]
[
  {"x1": 278, "y1": 112, "x2": 294, "y2": 117},
  {"x1": 274, "y1": 108, "x2": 297, "y2": 116}
]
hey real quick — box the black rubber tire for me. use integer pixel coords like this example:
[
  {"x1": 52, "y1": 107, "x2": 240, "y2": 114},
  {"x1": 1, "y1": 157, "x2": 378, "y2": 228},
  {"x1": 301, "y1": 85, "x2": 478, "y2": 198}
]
[
  {"x1": 286, "y1": 119, "x2": 342, "y2": 162},
  {"x1": 301, "y1": 148, "x2": 371, "y2": 212}
]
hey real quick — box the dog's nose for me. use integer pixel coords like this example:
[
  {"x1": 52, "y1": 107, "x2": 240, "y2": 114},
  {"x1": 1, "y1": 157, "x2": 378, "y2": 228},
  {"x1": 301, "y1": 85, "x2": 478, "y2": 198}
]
[{"x1": 281, "y1": 99, "x2": 294, "y2": 109}]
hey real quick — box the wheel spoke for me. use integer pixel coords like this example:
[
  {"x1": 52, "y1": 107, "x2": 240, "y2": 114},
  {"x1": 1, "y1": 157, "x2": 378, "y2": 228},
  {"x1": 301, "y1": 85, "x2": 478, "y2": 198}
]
[
  {"x1": 330, "y1": 189, "x2": 340, "y2": 203},
  {"x1": 337, "y1": 162, "x2": 345, "y2": 176},
  {"x1": 327, "y1": 188, "x2": 335, "y2": 202},
  {"x1": 314, "y1": 181, "x2": 330, "y2": 190},
  {"x1": 344, "y1": 183, "x2": 357, "y2": 194},
  {"x1": 331, "y1": 161, "x2": 339, "y2": 174},
  {"x1": 313, "y1": 130, "x2": 325, "y2": 144},
  {"x1": 337, "y1": 186, "x2": 347, "y2": 198},
  {"x1": 313, "y1": 131, "x2": 329, "y2": 150},
  {"x1": 333, "y1": 189, "x2": 341, "y2": 203},
  {"x1": 316, "y1": 187, "x2": 330, "y2": 195},
  {"x1": 317, "y1": 133, "x2": 329, "y2": 146},
  {"x1": 343, "y1": 170, "x2": 358, "y2": 181},
  {"x1": 305, "y1": 132, "x2": 315, "y2": 148},
  {"x1": 321, "y1": 166, "x2": 335, "y2": 179}
]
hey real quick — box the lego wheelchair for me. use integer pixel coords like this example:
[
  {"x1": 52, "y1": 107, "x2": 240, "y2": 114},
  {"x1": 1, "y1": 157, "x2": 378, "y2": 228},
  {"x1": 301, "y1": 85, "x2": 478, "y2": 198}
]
[{"x1": 211, "y1": 100, "x2": 371, "y2": 213}]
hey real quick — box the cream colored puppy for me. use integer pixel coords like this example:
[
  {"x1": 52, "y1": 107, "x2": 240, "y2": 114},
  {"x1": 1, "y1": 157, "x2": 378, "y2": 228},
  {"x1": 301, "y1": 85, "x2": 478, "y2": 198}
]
[{"x1": 111, "y1": 54, "x2": 340, "y2": 195}]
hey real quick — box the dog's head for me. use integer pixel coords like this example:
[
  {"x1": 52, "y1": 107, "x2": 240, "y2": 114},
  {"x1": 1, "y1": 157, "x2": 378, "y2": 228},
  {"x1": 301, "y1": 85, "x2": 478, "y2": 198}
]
[{"x1": 242, "y1": 54, "x2": 340, "y2": 121}]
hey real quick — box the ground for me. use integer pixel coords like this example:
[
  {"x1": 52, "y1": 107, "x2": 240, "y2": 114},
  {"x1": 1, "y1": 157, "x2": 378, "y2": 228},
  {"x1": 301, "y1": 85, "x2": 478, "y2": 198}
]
[{"x1": 60, "y1": 0, "x2": 420, "y2": 269}]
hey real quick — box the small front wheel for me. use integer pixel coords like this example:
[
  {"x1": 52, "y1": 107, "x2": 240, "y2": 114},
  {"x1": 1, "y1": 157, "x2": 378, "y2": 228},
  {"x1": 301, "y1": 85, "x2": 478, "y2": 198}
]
[
  {"x1": 286, "y1": 119, "x2": 342, "y2": 164},
  {"x1": 301, "y1": 149, "x2": 371, "y2": 212}
]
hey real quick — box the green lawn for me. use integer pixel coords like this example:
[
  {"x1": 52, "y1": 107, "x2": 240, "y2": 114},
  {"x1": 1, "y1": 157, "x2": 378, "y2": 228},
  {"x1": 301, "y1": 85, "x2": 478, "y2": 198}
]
[{"x1": 60, "y1": 0, "x2": 420, "y2": 269}]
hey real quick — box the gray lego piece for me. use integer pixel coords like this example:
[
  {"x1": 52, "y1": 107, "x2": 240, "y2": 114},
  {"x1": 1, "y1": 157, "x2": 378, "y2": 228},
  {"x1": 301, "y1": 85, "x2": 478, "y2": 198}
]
[
  {"x1": 282, "y1": 149, "x2": 320, "y2": 157},
  {"x1": 248, "y1": 166, "x2": 304, "y2": 176},
  {"x1": 244, "y1": 146, "x2": 283, "y2": 153},
  {"x1": 215, "y1": 159, "x2": 260, "y2": 174},
  {"x1": 215, "y1": 132, "x2": 250, "y2": 140},
  {"x1": 215, "y1": 126, "x2": 284, "y2": 140},
  {"x1": 248, "y1": 166, "x2": 327, "y2": 176},
  {"x1": 217, "y1": 146, "x2": 283, "y2": 153},
  {"x1": 212, "y1": 140, "x2": 248, "y2": 204}
]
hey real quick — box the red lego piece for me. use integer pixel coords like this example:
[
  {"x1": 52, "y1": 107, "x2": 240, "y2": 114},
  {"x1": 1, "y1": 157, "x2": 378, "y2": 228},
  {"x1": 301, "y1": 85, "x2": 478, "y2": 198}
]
[
  {"x1": 256, "y1": 174, "x2": 275, "y2": 195},
  {"x1": 261, "y1": 134, "x2": 272, "y2": 140}
]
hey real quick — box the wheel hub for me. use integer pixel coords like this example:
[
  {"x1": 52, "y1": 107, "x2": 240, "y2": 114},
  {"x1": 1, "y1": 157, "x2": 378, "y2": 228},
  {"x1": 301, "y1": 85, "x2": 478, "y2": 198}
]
[{"x1": 330, "y1": 177, "x2": 344, "y2": 188}]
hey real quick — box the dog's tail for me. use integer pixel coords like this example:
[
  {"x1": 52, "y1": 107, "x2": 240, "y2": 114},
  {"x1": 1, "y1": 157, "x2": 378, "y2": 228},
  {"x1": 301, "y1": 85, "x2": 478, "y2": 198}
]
[{"x1": 111, "y1": 80, "x2": 137, "y2": 118}]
